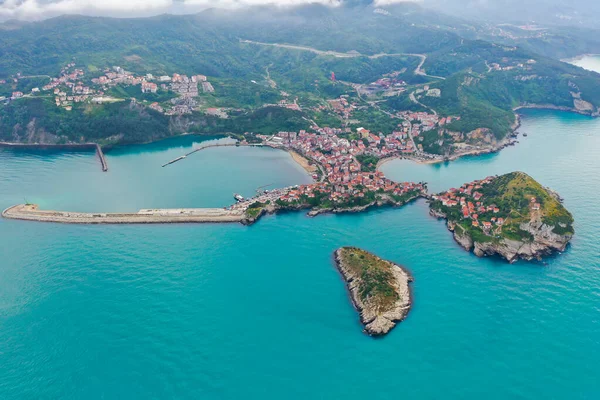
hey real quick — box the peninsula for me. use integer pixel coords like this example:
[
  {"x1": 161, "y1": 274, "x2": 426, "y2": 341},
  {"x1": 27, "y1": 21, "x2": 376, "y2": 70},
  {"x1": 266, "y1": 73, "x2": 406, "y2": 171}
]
[
  {"x1": 334, "y1": 247, "x2": 413, "y2": 336},
  {"x1": 429, "y1": 172, "x2": 574, "y2": 263}
]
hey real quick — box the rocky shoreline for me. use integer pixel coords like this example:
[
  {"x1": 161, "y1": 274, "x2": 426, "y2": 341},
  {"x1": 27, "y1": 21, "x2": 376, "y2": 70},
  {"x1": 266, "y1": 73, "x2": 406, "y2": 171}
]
[
  {"x1": 514, "y1": 103, "x2": 600, "y2": 117},
  {"x1": 334, "y1": 247, "x2": 413, "y2": 336},
  {"x1": 241, "y1": 193, "x2": 423, "y2": 225},
  {"x1": 433, "y1": 211, "x2": 573, "y2": 263}
]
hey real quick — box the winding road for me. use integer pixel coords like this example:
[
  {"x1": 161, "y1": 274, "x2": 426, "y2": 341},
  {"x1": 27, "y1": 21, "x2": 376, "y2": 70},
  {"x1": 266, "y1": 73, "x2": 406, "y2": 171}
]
[{"x1": 240, "y1": 39, "x2": 445, "y2": 80}]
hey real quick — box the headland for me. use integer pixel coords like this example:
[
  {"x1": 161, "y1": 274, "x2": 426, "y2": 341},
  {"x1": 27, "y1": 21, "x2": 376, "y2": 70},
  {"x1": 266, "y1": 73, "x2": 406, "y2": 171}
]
[{"x1": 429, "y1": 172, "x2": 574, "y2": 263}]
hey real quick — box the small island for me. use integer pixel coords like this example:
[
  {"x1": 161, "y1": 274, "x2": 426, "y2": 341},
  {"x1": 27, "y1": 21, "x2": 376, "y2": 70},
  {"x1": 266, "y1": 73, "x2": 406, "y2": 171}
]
[
  {"x1": 334, "y1": 247, "x2": 413, "y2": 336},
  {"x1": 429, "y1": 172, "x2": 574, "y2": 263}
]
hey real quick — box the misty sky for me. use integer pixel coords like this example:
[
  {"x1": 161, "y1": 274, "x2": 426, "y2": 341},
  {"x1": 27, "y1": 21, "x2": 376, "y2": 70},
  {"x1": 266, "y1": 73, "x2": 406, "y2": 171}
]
[
  {"x1": 0, "y1": 0, "x2": 416, "y2": 21},
  {"x1": 0, "y1": 0, "x2": 598, "y2": 25},
  {"x1": 0, "y1": 0, "x2": 352, "y2": 21}
]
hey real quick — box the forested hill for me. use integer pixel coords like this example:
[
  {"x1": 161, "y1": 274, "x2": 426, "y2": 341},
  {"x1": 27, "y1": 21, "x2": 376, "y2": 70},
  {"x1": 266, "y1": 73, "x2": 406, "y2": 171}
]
[
  {"x1": 0, "y1": 5, "x2": 462, "y2": 78},
  {"x1": 1, "y1": 3, "x2": 600, "y2": 147}
]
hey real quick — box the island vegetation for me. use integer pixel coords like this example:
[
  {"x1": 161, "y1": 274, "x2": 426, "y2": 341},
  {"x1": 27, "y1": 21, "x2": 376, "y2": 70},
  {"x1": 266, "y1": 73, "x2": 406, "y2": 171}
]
[{"x1": 334, "y1": 247, "x2": 413, "y2": 336}]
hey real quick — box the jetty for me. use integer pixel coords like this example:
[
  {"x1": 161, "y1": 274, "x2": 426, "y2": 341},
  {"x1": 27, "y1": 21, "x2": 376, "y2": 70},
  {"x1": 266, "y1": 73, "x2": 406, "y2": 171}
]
[
  {"x1": 162, "y1": 155, "x2": 187, "y2": 167},
  {"x1": 161, "y1": 142, "x2": 263, "y2": 167},
  {"x1": 2, "y1": 204, "x2": 245, "y2": 224},
  {"x1": 95, "y1": 144, "x2": 108, "y2": 172}
]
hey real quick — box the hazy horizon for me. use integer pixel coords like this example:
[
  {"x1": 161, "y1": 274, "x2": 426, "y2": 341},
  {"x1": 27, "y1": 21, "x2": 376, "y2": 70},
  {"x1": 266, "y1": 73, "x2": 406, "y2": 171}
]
[{"x1": 1, "y1": 0, "x2": 599, "y2": 28}]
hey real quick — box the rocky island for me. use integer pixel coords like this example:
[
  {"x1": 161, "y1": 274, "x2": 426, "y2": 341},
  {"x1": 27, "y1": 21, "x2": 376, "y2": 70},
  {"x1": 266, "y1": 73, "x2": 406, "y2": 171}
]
[
  {"x1": 429, "y1": 172, "x2": 574, "y2": 263},
  {"x1": 334, "y1": 247, "x2": 413, "y2": 336}
]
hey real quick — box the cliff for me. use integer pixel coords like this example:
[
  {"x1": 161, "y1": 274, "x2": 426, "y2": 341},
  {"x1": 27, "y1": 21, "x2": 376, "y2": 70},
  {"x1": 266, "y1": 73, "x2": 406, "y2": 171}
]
[
  {"x1": 334, "y1": 247, "x2": 413, "y2": 336},
  {"x1": 440, "y1": 216, "x2": 571, "y2": 263}
]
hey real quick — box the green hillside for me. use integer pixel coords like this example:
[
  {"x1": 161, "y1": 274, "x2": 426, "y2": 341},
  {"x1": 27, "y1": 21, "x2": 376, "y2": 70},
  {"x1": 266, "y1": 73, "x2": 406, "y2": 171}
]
[{"x1": 1, "y1": 4, "x2": 600, "y2": 147}]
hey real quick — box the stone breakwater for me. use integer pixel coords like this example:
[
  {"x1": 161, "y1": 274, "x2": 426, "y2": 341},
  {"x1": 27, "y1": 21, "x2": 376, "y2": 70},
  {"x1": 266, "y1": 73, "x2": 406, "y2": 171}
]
[
  {"x1": 334, "y1": 248, "x2": 413, "y2": 336},
  {"x1": 2, "y1": 204, "x2": 244, "y2": 224}
]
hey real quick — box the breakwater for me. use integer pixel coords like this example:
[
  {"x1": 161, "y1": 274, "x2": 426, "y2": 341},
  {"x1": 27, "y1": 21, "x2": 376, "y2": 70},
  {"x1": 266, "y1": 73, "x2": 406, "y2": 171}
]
[
  {"x1": 0, "y1": 142, "x2": 109, "y2": 172},
  {"x1": 2, "y1": 204, "x2": 244, "y2": 224},
  {"x1": 161, "y1": 142, "x2": 263, "y2": 167},
  {"x1": 95, "y1": 144, "x2": 108, "y2": 172}
]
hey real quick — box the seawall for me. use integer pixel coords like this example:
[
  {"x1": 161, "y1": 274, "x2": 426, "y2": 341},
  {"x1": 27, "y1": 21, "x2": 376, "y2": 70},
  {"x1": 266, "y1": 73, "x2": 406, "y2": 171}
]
[
  {"x1": 2, "y1": 204, "x2": 245, "y2": 224},
  {"x1": 95, "y1": 144, "x2": 108, "y2": 172}
]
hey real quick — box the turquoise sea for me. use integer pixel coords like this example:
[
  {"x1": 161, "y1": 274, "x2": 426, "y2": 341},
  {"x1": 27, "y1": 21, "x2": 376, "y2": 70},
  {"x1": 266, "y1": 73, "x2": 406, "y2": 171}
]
[{"x1": 1, "y1": 109, "x2": 600, "y2": 399}]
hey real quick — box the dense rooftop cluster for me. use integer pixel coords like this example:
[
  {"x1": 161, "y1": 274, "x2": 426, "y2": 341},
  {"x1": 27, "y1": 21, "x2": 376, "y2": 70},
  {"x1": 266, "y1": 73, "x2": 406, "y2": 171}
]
[
  {"x1": 6, "y1": 63, "x2": 213, "y2": 115},
  {"x1": 432, "y1": 176, "x2": 508, "y2": 233},
  {"x1": 253, "y1": 128, "x2": 426, "y2": 209}
]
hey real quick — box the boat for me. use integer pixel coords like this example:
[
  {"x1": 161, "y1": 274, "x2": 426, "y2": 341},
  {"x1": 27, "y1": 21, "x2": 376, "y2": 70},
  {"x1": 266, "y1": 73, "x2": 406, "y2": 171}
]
[
  {"x1": 523, "y1": 132, "x2": 528, "y2": 137},
  {"x1": 233, "y1": 193, "x2": 245, "y2": 202}
]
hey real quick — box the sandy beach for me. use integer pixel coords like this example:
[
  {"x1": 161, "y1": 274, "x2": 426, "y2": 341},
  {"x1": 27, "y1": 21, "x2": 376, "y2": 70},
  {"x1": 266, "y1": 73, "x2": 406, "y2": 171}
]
[{"x1": 288, "y1": 150, "x2": 317, "y2": 174}]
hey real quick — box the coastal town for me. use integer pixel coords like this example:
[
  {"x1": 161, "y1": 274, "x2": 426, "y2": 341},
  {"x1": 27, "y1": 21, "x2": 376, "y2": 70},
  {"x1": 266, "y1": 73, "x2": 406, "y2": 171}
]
[
  {"x1": 224, "y1": 123, "x2": 429, "y2": 220},
  {"x1": 4, "y1": 63, "x2": 215, "y2": 115},
  {"x1": 431, "y1": 176, "x2": 507, "y2": 234},
  {"x1": 1, "y1": 60, "x2": 521, "y2": 164}
]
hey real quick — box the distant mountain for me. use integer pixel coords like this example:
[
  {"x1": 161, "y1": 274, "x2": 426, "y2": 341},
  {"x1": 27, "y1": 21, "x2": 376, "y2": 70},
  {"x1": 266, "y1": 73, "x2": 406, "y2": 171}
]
[{"x1": 422, "y1": 0, "x2": 600, "y2": 28}]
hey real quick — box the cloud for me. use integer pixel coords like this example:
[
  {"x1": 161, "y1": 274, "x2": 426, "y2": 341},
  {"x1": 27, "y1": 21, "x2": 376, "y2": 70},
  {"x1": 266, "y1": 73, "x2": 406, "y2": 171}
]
[
  {"x1": 0, "y1": 0, "x2": 343, "y2": 21},
  {"x1": 0, "y1": 0, "x2": 174, "y2": 20},
  {"x1": 373, "y1": 0, "x2": 421, "y2": 5},
  {"x1": 183, "y1": 0, "x2": 340, "y2": 7}
]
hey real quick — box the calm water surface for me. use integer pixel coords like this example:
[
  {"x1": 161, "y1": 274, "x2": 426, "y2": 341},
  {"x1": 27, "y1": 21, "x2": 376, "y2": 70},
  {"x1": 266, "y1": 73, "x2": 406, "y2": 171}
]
[
  {"x1": 1, "y1": 111, "x2": 599, "y2": 399},
  {"x1": 567, "y1": 54, "x2": 600, "y2": 73}
]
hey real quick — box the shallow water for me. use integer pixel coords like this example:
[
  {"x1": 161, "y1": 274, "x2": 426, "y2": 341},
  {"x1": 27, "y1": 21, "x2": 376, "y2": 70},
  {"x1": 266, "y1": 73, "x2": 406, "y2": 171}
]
[{"x1": 1, "y1": 110, "x2": 599, "y2": 399}]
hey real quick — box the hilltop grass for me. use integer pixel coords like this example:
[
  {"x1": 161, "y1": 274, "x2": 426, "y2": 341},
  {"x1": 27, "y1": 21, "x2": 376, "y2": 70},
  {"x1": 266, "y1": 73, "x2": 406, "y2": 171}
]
[
  {"x1": 480, "y1": 172, "x2": 574, "y2": 235},
  {"x1": 432, "y1": 171, "x2": 574, "y2": 242},
  {"x1": 338, "y1": 247, "x2": 399, "y2": 312}
]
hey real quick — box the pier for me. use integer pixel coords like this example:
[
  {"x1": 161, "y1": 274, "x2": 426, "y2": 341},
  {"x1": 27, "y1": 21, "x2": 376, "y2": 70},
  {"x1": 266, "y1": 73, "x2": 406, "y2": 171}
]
[
  {"x1": 95, "y1": 144, "x2": 108, "y2": 172},
  {"x1": 2, "y1": 204, "x2": 245, "y2": 224},
  {"x1": 161, "y1": 142, "x2": 263, "y2": 167}
]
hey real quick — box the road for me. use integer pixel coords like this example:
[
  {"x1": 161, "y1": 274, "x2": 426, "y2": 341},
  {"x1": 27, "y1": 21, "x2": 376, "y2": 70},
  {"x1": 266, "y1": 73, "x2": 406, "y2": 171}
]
[
  {"x1": 409, "y1": 91, "x2": 438, "y2": 116},
  {"x1": 264, "y1": 65, "x2": 277, "y2": 88},
  {"x1": 406, "y1": 120, "x2": 420, "y2": 156},
  {"x1": 240, "y1": 39, "x2": 445, "y2": 80}
]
